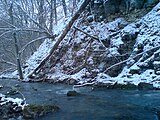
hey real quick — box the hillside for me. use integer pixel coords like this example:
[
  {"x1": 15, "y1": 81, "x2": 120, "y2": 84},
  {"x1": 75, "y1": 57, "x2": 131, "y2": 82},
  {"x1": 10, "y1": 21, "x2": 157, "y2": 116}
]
[{"x1": 8, "y1": 1, "x2": 160, "y2": 88}]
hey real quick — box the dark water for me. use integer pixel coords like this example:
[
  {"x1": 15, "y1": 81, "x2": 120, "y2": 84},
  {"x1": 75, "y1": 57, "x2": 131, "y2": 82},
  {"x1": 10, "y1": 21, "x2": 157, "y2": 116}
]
[{"x1": 0, "y1": 79, "x2": 160, "y2": 120}]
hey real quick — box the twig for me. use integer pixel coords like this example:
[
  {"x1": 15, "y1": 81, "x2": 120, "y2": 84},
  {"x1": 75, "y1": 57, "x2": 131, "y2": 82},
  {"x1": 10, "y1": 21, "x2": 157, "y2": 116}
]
[
  {"x1": 69, "y1": 39, "x2": 92, "y2": 74},
  {"x1": 0, "y1": 30, "x2": 13, "y2": 38},
  {"x1": 27, "y1": 0, "x2": 92, "y2": 78},
  {"x1": 73, "y1": 26, "x2": 99, "y2": 41},
  {"x1": 0, "y1": 68, "x2": 16, "y2": 75},
  {"x1": 0, "y1": 60, "x2": 17, "y2": 67},
  {"x1": 14, "y1": 1, "x2": 52, "y2": 37},
  {"x1": 73, "y1": 82, "x2": 95, "y2": 88},
  {"x1": 19, "y1": 36, "x2": 47, "y2": 56}
]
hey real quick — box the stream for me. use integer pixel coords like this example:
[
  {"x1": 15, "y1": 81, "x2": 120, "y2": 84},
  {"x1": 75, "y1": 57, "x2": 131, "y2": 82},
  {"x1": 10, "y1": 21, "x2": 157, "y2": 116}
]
[{"x1": 0, "y1": 79, "x2": 160, "y2": 120}]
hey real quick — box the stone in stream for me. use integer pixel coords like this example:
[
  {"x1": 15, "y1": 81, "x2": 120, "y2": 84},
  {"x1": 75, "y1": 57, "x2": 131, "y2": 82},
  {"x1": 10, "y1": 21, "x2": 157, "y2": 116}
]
[
  {"x1": 0, "y1": 85, "x2": 3, "y2": 89},
  {"x1": 67, "y1": 90, "x2": 80, "y2": 96},
  {"x1": 7, "y1": 89, "x2": 19, "y2": 95}
]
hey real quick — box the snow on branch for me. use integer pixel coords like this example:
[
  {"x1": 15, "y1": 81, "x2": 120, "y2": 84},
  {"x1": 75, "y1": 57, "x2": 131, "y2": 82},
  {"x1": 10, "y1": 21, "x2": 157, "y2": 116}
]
[
  {"x1": 19, "y1": 36, "x2": 48, "y2": 56},
  {"x1": 0, "y1": 30, "x2": 13, "y2": 38},
  {"x1": 104, "y1": 45, "x2": 160, "y2": 73},
  {"x1": 27, "y1": 0, "x2": 92, "y2": 78},
  {"x1": 0, "y1": 59, "x2": 17, "y2": 67},
  {"x1": 0, "y1": 68, "x2": 16, "y2": 75}
]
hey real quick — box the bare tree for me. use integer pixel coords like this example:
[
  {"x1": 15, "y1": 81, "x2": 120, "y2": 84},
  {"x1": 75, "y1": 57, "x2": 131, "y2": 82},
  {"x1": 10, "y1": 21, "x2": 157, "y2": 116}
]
[
  {"x1": 54, "y1": 0, "x2": 57, "y2": 24},
  {"x1": 28, "y1": 0, "x2": 92, "y2": 78},
  {"x1": 0, "y1": 0, "x2": 89, "y2": 79},
  {"x1": 9, "y1": 2, "x2": 23, "y2": 79},
  {"x1": 62, "y1": 0, "x2": 67, "y2": 17}
]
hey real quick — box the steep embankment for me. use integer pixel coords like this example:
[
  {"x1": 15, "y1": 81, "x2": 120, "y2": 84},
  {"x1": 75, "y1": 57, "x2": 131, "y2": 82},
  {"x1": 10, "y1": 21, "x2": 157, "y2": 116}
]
[{"x1": 23, "y1": 2, "x2": 160, "y2": 88}]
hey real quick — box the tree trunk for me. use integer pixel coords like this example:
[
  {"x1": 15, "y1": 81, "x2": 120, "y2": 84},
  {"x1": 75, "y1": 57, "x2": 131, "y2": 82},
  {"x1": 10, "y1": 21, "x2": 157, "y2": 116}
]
[
  {"x1": 28, "y1": 0, "x2": 91, "y2": 78},
  {"x1": 62, "y1": 0, "x2": 67, "y2": 17},
  {"x1": 13, "y1": 33, "x2": 24, "y2": 79},
  {"x1": 38, "y1": 0, "x2": 45, "y2": 27},
  {"x1": 9, "y1": 3, "x2": 23, "y2": 79},
  {"x1": 54, "y1": 0, "x2": 57, "y2": 25},
  {"x1": 49, "y1": 0, "x2": 54, "y2": 32}
]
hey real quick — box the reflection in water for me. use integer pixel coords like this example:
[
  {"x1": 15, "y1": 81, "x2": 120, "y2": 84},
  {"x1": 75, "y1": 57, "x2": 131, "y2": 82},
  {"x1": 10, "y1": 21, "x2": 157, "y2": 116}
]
[{"x1": 0, "y1": 79, "x2": 160, "y2": 120}]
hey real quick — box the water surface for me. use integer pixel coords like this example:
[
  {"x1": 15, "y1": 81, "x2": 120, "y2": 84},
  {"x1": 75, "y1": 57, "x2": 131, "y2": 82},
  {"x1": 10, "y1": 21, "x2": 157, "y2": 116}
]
[{"x1": 0, "y1": 79, "x2": 159, "y2": 120}]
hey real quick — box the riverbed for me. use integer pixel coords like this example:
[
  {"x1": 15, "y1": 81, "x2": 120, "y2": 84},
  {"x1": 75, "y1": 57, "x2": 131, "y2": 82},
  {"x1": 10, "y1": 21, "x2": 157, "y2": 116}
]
[{"x1": 0, "y1": 79, "x2": 160, "y2": 120}]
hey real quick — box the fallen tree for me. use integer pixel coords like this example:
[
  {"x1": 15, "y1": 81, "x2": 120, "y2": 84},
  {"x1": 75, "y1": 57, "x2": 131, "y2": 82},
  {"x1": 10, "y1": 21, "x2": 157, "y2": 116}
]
[{"x1": 28, "y1": 0, "x2": 91, "y2": 78}]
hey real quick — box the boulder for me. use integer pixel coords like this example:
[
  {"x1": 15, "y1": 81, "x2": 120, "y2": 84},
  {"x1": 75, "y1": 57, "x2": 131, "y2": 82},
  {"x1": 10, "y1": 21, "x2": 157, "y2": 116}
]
[
  {"x1": 104, "y1": 0, "x2": 121, "y2": 16},
  {"x1": 138, "y1": 82, "x2": 154, "y2": 90},
  {"x1": 144, "y1": 0, "x2": 160, "y2": 7},
  {"x1": 67, "y1": 90, "x2": 79, "y2": 96},
  {"x1": 23, "y1": 104, "x2": 59, "y2": 119}
]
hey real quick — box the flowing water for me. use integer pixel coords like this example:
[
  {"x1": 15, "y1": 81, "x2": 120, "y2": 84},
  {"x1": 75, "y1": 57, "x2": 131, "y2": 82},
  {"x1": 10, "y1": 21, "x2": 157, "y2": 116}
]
[{"x1": 0, "y1": 79, "x2": 160, "y2": 120}]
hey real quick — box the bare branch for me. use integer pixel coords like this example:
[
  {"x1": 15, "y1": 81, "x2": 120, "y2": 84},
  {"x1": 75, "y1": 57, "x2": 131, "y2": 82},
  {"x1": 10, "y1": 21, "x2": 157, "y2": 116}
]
[
  {"x1": 73, "y1": 82, "x2": 95, "y2": 88},
  {"x1": 0, "y1": 28, "x2": 13, "y2": 30},
  {"x1": 0, "y1": 18, "x2": 17, "y2": 28},
  {"x1": 0, "y1": 30, "x2": 13, "y2": 38},
  {"x1": 27, "y1": 0, "x2": 92, "y2": 78},
  {"x1": 19, "y1": 36, "x2": 48, "y2": 56},
  {"x1": 73, "y1": 26, "x2": 107, "y2": 48},
  {"x1": 0, "y1": 59, "x2": 17, "y2": 67},
  {"x1": 69, "y1": 39, "x2": 92, "y2": 74},
  {"x1": 104, "y1": 45, "x2": 160, "y2": 73},
  {"x1": 73, "y1": 26, "x2": 99, "y2": 41},
  {"x1": 0, "y1": 68, "x2": 16, "y2": 75},
  {"x1": 14, "y1": 1, "x2": 52, "y2": 36}
]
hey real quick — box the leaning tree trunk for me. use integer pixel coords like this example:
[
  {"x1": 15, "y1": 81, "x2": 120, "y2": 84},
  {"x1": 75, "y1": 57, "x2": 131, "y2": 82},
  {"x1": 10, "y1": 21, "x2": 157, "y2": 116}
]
[{"x1": 28, "y1": 0, "x2": 91, "y2": 78}]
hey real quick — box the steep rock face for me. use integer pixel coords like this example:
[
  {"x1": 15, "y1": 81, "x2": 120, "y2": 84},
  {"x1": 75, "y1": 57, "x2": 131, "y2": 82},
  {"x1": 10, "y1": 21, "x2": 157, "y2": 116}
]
[
  {"x1": 91, "y1": 0, "x2": 160, "y2": 21},
  {"x1": 99, "y1": 2, "x2": 160, "y2": 87}
]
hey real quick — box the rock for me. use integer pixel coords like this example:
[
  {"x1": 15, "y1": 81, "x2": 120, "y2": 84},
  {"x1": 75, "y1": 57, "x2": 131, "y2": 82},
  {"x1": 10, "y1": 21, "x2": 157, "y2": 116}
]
[
  {"x1": 154, "y1": 52, "x2": 160, "y2": 61},
  {"x1": 15, "y1": 84, "x2": 20, "y2": 88},
  {"x1": 64, "y1": 78, "x2": 78, "y2": 85},
  {"x1": 153, "y1": 61, "x2": 160, "y2": 71},
  {"x1": 104, "y1": 0, "x2": 121, "y2": 16},
  {"x1": 67, "y1": 90, "x2": 79, "y2": 96},
  {"x1": 121, "y1": 24, "x2": 139, "y2": 42},
  {"x1": 86, "y1": 15, "x2": 94, "y2": 23},
  {"x1": 0, "y1": 85, "x2": 3, "y2": 89},
  {"x1": 14, "y1": 106, "x2": 22, "y2": 113},
  {"x1": 7, "y1": 89, "x2": 18, "y2": 95},
  {"x1": 144, "y1": 0, "x2": 159, "y2": 7},
  {"x1": 155, "y1": 71, "x2": 160, "y2": 75},
  {"x1": 138, "y1": 82, "x2": 154, "y2": 90},
  {"x1": 112, "y1": 83, "x2": 137, "y2": 89},
  {"x1": 23, "y1": 104, "x2": 59, "y2": 119},
  {"x1": 129, "y1": 65, "x2": 141, "y2": 75}
]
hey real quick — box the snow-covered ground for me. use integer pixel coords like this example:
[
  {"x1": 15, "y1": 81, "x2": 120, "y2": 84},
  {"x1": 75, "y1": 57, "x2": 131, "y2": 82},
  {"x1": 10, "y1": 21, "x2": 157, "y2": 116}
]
[
  {"x1": 0, "y1": 93, "x2": 27, "y2": 109},
  {"x1": 2, "y1": 1, "x2": 160, "y2": 89},
  {"x1": 95, "y1": 2, "x2": 160, "y2": 88},
  {"x1": 28, "y1": 2, "x2": 160, "y2": 88},
  {"x1": 47, "y1": 2, "x2": 160, "y2": 88}
]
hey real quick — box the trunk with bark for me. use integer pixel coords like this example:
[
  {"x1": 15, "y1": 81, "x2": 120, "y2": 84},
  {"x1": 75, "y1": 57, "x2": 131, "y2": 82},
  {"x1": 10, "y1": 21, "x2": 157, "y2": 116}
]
[{"x1": 28, "y1": 0, "x2": 91, "y2": 78}]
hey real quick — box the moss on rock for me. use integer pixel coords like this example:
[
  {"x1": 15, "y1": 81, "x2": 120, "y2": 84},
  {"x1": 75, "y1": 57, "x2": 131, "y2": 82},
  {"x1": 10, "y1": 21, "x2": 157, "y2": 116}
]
[{"x1": 23, "y1": 104, "x2": 59, "y2": 119}]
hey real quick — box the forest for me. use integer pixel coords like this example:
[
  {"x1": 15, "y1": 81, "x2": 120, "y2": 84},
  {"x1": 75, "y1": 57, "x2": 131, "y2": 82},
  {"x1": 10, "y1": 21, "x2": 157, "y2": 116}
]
[{"x1": 0, "y1": 0, "x2": 160, "y2": 119}]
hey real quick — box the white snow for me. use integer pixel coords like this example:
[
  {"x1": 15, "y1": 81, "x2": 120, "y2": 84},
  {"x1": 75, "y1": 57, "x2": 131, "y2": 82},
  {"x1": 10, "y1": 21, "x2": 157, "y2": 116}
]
[
  {"x1": 23, "y1": 39, "x2": 55, "y2": 79},
  {"x1": 0, "y1": 93, "x2": 27, "y2": 109}
]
